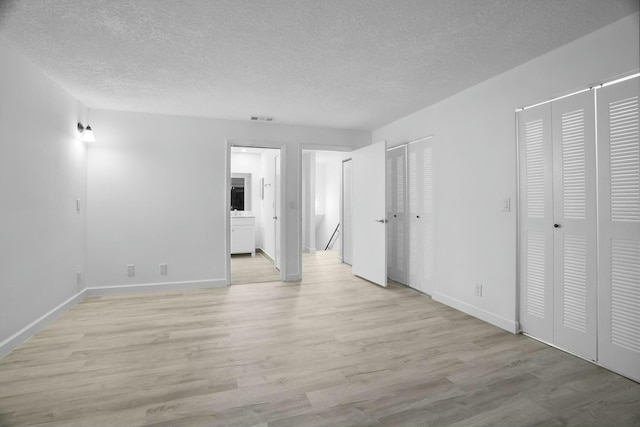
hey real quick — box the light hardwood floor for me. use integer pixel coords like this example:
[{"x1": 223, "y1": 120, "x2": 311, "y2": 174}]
[
  {"x1": 231, "y1": 252, "x2": 281, "y2": 285},
  {"x1": 1, "y1": 251, "x2": 639, "y2": 426}
]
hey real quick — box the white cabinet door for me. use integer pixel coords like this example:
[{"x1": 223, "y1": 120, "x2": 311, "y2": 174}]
[
  {"x1": 352, "y1": 141, "x2": 387, "y2": 287},
  {"x1": 231, "y1": 217, "x2": 256, "y2": 255},
  {"x1": 597, "y1": 77, "x2": 640, "y2": 382}
]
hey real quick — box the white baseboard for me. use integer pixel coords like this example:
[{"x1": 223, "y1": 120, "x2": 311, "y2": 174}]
[
  {"x1": 303, "y1": 246, "x2": 316, "y2": 254},
  {"x1": 285, "y1": 273, "x2": 302, "y2": 281},
  {"x1": 85, "y1": 279, "x2": 228, "y2": 296},
  {"x1": 0, "y1": 289, "x2": 86, "y2": 359},
  {"x1": 256, "y1": 248, "x2": 275, "y2": 263},
  {"x1": 431, "y1": 291, "x2": 518, "y2": 334}
]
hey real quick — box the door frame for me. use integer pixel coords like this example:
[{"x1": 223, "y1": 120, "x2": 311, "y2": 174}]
[
  {"x1": 341, "y1": 157, "x2": 353, "y2": 265},
  {"x1": 226, "y1": 139, "x2": 287, "y2": 285},
  {"x1": 274, "y1": 153, "x2": 282, "y2": 270},
  {"x1": 297, "y1": 145, "x2": 352, "y2": 278}
]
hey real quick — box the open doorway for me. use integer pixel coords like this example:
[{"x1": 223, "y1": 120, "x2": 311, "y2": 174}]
[
  {"x1": 301, "y1": 149, "x2": 351, "y2": 274},
  {"x1": 228, "y1": 145, "x2": 283, "y2": 285}
]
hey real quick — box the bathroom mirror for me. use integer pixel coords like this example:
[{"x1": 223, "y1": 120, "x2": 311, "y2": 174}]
[{"x1": 230, "y1": 173, "x2": 251, "y2": 211}]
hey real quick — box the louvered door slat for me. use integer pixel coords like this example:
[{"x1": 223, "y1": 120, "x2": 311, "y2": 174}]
[
  {"x1": 525, "y1": 231, "x2": 546, "y2": 318},
  {"x1": 525, "y1": 120, "x2": 546, "y2": 219},
  {"x1": 562, "y1": 234, "x2": 587, "y2": 333}
]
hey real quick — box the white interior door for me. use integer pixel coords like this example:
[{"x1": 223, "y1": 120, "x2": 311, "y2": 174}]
[
  {"x1": 551, "y1": 90, "x2": 597, "y2": 360},
  {"x1": 597, "y1": 76, "x2": 640, "y2": 382},
  {"x1": 386, "y1": 146, "x2": 407, "y2": 284},
  {"x1": 352, "y1": 141, "x2": 387, "y2": 287},
  {"x1": 518, "y1": 102, "x2": 555, "y2": 343},
  {"x1": 274, "y1": 153, "x2": 281, "y2": 271},
  {"x1": 342, "y1": 159, "x2": 353, "y2": 265}
]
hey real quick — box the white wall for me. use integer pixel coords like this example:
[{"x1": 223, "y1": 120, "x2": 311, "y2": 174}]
[
  {"x1": 87, "y1": 109, "x2": 369, "y2": 288},
  {"x1": 372, "y1": 13, "x2": 640, "y2": 332},
  {"x1": 0, "y1": 40, "x2": 88, "y2": 351}
]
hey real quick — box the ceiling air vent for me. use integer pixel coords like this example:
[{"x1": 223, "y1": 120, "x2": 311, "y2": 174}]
[{"x1": 250, "y1": 116, "x2": 275, "y2": 122}]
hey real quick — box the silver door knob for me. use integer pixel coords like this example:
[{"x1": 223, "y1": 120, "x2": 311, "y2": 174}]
[{"x1": 375, "y1": 219, "x2": 388, "y2": 223}]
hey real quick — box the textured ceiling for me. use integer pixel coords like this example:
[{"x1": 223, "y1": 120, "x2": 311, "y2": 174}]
[{"x1": 0, "y1": 0, "x2": 637, "y2": 130}]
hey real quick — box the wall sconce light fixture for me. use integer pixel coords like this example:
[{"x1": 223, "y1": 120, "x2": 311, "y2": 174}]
[{"x1": 77, "y1": 123, "x2": 96, "y2": 142}]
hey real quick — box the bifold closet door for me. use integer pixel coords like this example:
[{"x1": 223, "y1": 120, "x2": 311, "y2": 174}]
[
  {"x1": 551, "y1": 90, "x2": 597, "y2": 360},
  {"x1": 407, "y1": 138, "x2": 434, "y2": 294},
  {"x1": 519, "y1": 103, "x2": 554, "y2": 343},
  {"x1": 386, "y1": 146, "x2": 408, "y2": 284},
  {"x1": 519, "y1": 91, "x2": 597, "y2": 358},
  {"x1": 597, "y1": 77, "x2": 640, "y2": 381}
]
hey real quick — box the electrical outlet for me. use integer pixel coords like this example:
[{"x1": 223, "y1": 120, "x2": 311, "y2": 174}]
[
  {"x1": 475, "y1": 283, "x2": 483, "y2": 297},
  {"x1": 127, "y1": 264, "x2": 135, "y2": 277},
  {"x1": 160, "y1": 263, "x2": 168, "y2": 275},
  {"x1": 503, "y1": 197, "x2": 511, "y2": 212},
  {"x1": 76, "y1": 271, "x2": 82, "y2": 285}
]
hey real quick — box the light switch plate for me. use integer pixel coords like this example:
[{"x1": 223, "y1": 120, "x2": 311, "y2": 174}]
[{"x1": 503, "y1": 197, "x2": 511, "y2": 212}]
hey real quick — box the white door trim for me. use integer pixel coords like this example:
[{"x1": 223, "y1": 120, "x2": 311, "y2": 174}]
[{"x1": 226, "y1": 139, "x2": 287, "y2": 284}]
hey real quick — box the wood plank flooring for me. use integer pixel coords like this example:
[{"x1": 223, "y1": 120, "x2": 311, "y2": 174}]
[
  {"x1": 231, "y1": 252, "x2": 281, "y2": 285},
  {"x1": 1, "y1": 251, "x2": 639, "y2": 426}
]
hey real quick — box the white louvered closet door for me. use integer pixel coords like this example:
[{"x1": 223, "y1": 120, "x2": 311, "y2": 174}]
[
  {"x1": 551, "y1": 90, "x2": 597, "y2": 360},
  {"x1": 407, "y1": 138, "x2": 434, "y2": 294},
  {"x1": 386, "y1": 146, "x2": 408, "y2": 284},
  {"x1": 408, "y1": 142, "x2": 422, "y2": 290},
  {"x1": 597, "y1": 77, "x2": 640, "y2": 382},
  {"x1": 518, "y1": 103, "x2": 554, "y2": 343}
]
